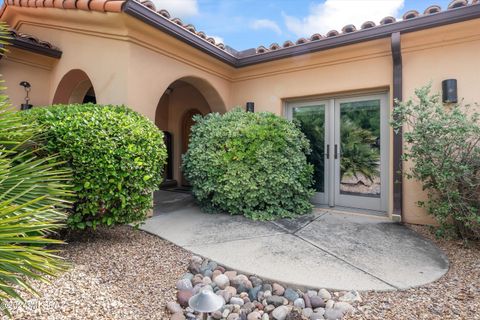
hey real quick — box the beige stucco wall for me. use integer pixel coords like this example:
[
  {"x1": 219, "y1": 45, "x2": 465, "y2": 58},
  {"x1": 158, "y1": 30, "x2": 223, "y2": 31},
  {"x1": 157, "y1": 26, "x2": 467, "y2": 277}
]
[
  {"x1": 0, "y1": 48, "x2": 55, "y2": 109},
  {"x1": 1, "y1": 6, "x2": 479, "y2": 225}
]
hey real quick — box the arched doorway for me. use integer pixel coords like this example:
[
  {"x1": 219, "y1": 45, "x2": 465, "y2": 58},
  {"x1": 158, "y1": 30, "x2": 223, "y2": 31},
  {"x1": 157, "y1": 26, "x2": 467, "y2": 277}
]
[
  {"x1": 155, "y1": 77, "x2": 225, "y2": 189},
  {"x1": 53, "y1": 69, "x2": 96, "y2": 104}
]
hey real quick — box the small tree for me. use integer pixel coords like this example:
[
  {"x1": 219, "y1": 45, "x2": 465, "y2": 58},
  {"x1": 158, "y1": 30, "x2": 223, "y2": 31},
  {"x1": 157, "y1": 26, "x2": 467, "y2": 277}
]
[{"x1": 391, "y1": 85, "x2": 480, "y2": 239}]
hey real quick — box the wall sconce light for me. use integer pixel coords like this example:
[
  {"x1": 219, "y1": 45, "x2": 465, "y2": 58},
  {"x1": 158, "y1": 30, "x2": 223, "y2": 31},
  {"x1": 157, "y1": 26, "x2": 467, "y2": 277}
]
[
  {"x1": 246, "y1": 102, "x2": 254, "y2": 112},
  {"x1": 442, "y1": 79, "x2": 457, "y2": 104},
  {"x1": 19, "y1": 81, "x2": 33, "y2": 110}
]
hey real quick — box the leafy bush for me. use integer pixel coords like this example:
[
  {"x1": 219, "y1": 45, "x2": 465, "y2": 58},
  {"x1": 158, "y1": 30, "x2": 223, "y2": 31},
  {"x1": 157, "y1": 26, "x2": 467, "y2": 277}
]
[
  {"x1": 182, "y1": 108, "x2": 314, "y2": 220},
  {"x1": 0, "y1": 23, "x2": 70, "y2": 311},
  {"x1": 23, "y1": 104, "x2": 167, "y2": 230},
  {"x1": 392, "y1": 85, "x2": 480, "y2": 239}
]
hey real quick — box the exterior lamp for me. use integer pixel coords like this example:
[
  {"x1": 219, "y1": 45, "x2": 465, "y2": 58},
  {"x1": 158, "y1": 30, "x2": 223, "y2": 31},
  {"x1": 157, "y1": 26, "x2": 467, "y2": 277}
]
[
  {"x1": 246, "y1": 102, "x2": 254, "y2": 112},
  {"x1": 19, "y1": 81, "x2": 33, "y2": 110},
  {"x1": 188, "y1": 289, "x2": 224, "y2": 320},
  {"x1": 442, "y1": 79, "x2": 457, "y2": 104}
]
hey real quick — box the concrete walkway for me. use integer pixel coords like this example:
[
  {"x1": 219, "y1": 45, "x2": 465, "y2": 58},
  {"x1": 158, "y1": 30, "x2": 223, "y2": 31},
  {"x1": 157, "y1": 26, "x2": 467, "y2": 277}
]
[{"x1": 141, "y1": 191, "x2": 449, "y2": 291}]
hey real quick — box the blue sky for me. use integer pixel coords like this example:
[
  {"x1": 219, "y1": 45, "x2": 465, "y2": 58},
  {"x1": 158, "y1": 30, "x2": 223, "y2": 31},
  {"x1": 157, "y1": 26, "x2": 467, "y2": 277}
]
[
  {"x1": 2, "y1": 0, "x2": 452, "y2": 50},
  {"x1": 154, "y1": 0, "x2": 452, "y2": 50}
]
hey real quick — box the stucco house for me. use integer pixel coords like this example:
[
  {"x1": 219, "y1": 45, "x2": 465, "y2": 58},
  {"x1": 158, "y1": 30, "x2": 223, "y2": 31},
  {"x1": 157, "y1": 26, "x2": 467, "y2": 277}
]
[{"x1": 1, "y1": 0, "x2": 479, "y2": 225}]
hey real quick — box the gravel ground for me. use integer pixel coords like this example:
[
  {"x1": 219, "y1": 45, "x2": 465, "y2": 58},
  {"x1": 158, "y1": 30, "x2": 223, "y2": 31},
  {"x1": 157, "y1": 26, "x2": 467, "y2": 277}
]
[
  {"x1": 1, "y1": 224, "x2": 478, "y2": 320},
  {"x1": 1, "y1": 226, "x2": 191, "y2": 320},
  {"x1": 347, "y1": 225, "x2": 480, "y2": 320}
]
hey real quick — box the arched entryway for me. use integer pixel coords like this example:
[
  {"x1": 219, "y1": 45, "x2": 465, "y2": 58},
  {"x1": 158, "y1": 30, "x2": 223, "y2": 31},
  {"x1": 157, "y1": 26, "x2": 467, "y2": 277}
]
[
  {"x1": 53, "y1": 69, "x2": 96, "y2": 104},
  {"x1": 155, "y1": 77, "x2": 225, "y2": 188}
]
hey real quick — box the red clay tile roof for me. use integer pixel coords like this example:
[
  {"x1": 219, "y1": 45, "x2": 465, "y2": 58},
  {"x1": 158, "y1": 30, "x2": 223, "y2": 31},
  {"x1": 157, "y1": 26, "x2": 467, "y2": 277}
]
[
  {"x1": 6, "y1": 28, "x2": 62, "y2": 58},
  {"x1": 1, "y1": 0, "x2": 479, "y2": 59}
]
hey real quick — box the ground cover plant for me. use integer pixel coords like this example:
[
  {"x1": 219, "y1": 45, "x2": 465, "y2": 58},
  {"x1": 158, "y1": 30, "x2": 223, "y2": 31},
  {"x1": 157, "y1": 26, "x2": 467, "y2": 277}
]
[
  {"x1": 182, "y1": 108, "x2": 314, "y2": 220},
  {"x1": 23, "y1": 104, "x2": 167, "y2": 230},
  {"x1": 392, "y1": 85, "x2": 480, "y2": 239}
]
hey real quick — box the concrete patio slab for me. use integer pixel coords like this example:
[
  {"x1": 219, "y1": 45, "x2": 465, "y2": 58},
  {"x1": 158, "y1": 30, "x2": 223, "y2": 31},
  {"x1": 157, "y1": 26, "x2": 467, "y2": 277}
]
[{"x1": 140, "y1": 191, "x2": 449, "y2": 291}]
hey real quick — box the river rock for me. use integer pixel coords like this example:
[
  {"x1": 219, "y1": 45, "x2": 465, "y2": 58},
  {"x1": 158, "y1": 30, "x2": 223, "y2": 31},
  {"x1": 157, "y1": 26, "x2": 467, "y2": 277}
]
[
  {"x1": 338, "y1": 290, "x2": 362, "y2": 303},
  {"x1": 230, "y1": 297, "x2": 245, "y2": 306},
  {"x1": 272, "y1": 306, "x2": 289, "y2": 320},
  {"x1": 227, "y1": 313, "x2": 240, "y2": 320},
  {"x1": 272, "y1": 283, "x2": 285, "y2": 296},
  {"x1": 214, "y1": 274, "x2": 230, "y2": 289},
  {"x1": 225, "y1": 271, "x2": 238, "y2": 281},
  {"x1": 293, "y1": 298, "x2": 305, "y2": 309},
  {"x1": 310, "y1": 296, "x2": 326, "y2": 309},
  {"x1": 177, "y1": 290, "x2": 193, "y2": 307},
  {"x1": 266, "y1": 295, "x2": 284, "y2": 307},
  {"x1": 284, "y1": 288, "x2": 300, "y2": 302},
  {"x1": 334, "y1": 302, "x2": 355, "y2": 315},
  {"x1": 318, "y1": 289, "x2": 331, "y2": 301},
  {"x1": 189, "y1": 256, "x2": 203, "y2": 274},
  {"x1": 247, "y1": 311, "x2": 262, "y2": 320},
  {"x1": 324, "y1": 308, "x2": 344, "y2": 320},
  {"x1": 249, "y1": 286, "x2": 262, "y2": 301},
  {"x1": 176, "y1": 279, "x2": 193, "y2": 291},
  {"x1": 302, "y1": 308, "x2": 313, "y2": 318},
  {"x1": 303, "y1": 293, "x2": 312, "y2": 308}
]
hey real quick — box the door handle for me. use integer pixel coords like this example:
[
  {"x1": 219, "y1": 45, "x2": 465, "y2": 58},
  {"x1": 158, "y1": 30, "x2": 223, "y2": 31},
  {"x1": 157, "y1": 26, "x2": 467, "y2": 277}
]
[
  {"x1": 334, "y1": 144, "x2": 338, "y2": 159},
  {"x1": 326, "y1": 144, "x2": 330, "y2": 159}
]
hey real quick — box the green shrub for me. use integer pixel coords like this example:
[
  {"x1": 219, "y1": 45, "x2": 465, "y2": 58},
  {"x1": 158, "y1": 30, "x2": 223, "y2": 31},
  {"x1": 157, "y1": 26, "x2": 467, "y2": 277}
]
[
  {"x1": 182, "y1": 108, "x2": 314, "y2": 220},
  {"x1": 23, "y1": 104, "x2": 167, "y2": 230},
  {"x1": 392, "y1": 85, "x2": 480, "y2": 240}
]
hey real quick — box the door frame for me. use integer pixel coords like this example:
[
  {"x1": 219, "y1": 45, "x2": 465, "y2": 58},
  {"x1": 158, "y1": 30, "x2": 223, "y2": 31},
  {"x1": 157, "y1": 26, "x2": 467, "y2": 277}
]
[
  {"x1": 285, "y1": 91, "x2": 390, "y2": 212},
  {"x1": 333, "y1": 93, "x2": 389, "y2": 212},
  {"x1": 285, "y1": 99, "x2": 331, "y2": 205}
]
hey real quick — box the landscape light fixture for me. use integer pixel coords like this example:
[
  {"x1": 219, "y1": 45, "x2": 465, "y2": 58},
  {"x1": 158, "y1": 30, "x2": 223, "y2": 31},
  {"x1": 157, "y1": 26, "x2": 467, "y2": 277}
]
[
  {"x1": 442, "y1": 79, "x2": 457, "y2": 104},
  {"x1": 246, "y1": 101, "x2": 254, "y2": 112},
  {"x1": 188, "y1": 289, "x2": 224, "y2": 320},
  {"x1": 19, "y1": 81, "x2": 33, "y2": 110}
]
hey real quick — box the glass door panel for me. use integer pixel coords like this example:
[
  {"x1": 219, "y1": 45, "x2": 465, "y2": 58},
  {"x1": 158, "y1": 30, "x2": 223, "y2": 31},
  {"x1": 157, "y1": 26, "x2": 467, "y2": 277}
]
[
  {"x1": 334, "y1": 95, "x2": 388, "y2": 211},
  {"x1": 290, "y1": 102, "x2": 329, "y2": 205}
]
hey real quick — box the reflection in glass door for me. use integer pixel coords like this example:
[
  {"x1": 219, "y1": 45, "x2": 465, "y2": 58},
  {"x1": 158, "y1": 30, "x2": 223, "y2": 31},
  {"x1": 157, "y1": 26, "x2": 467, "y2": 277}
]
[
  {"x1": 289, "y1": 101, "x2": 329, "y2": 205},
  {"x1": 334, "y1": 95, "x2": 388, "y2": 211},
  {"x1": 287, "y1": 93, "x2": 388, "y2": 212}
]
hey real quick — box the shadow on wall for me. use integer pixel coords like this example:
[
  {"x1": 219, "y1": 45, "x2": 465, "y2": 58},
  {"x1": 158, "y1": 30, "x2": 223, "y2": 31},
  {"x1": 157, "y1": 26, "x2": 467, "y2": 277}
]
[{"x1": 53, "y1": 69, "x2": 96, "y2": 104}]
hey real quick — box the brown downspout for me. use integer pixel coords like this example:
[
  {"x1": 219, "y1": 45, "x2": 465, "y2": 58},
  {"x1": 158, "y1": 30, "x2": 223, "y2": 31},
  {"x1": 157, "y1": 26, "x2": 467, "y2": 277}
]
[{"x1": 391, "y1": 32, "x2": 403, "y2": 219}]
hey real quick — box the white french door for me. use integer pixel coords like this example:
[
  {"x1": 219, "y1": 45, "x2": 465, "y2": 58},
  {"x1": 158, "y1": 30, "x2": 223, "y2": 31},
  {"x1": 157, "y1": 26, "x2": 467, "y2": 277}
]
[{"x1": 286, "y1": 93, "x2": 389, "y2": 212}]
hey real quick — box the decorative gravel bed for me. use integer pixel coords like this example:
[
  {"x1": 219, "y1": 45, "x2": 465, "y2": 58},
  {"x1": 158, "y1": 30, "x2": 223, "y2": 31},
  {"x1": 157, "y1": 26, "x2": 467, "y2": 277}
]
[
  {"x1": 0, "y1": 224, "x2": 478, "y2": 320},
  {"x1": 1, "y1": 226, "x2": 191, "y2": 320}
]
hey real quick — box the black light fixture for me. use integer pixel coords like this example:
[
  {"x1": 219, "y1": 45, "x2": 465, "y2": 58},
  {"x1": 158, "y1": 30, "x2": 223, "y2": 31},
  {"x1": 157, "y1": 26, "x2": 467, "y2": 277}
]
[
  {"x1": 442, "y1": 79, "x2": 457, "y2": 104},
  {"x1": 19, "y1": 81, "x2": 33, "y2": 110},
  {"x1": 246, "y1": 101, "x2": 254, "y2": 112}
]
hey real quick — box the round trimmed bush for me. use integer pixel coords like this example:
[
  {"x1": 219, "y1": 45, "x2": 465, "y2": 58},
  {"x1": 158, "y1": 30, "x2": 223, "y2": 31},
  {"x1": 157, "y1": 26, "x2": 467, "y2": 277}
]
[
  {"x1": 23, "y1": 103, "x2": 167, "y2": 229},
  {"x1": 182, "y1": 108, "x2": 314, "y2": 220}
]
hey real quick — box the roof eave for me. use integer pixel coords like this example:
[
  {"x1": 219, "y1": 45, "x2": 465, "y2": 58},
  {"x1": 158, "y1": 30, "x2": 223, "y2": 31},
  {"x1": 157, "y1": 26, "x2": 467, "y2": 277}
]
[
  {"x1": 123, "y1": 0, "x2": 238, "y2": 67},
  {"x1": 9, "y1": 37, "x2": 63, "y2": 59}
]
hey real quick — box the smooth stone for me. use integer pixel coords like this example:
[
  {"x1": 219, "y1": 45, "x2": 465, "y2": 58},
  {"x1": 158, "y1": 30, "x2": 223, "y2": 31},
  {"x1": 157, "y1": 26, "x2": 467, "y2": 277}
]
[
  {"x1": 204, "y1": 269, "x2": 213, "y2": 278},
  {"x1": 293, "y1": 298, "x2": 305, "y2": 309},
  {"x1": 227, "y1": 313, "x2": 240, "y2": 320},
  {"x1": 214, "y1": 274, "x2": 230, "y2": 290},
  {"x1": 176, "y1": 279, "x2": 193, "y2": 291},
  {"x1": 225, "y1": 271, "x2": 238, "y2": 281},
  {"x1": 262, "y1": 314, "x2": 269, "y2": 320},
  {"x1": 212, "y1": 310, "x2": 223, "y2": 319},
  {"x1": 242, "y1": 302, "x2": 255, "y2": 313},
  {"x1": 338, "y1": 290, "x2": 362, "y2": 303},
  {"x1": 263, "y1": 290, "x2": 272, "y2": 298},
  {"x1": 307, "y1": 290, "x2": 317, "y2": 297},
  {"x1": 310, "y1": 296, "x2": 326, "y2": 309},
  {"x1": 207, "y1": 261, "x2": 218, "y2": 271},
  {"x1": 202, "y1": 276, "x2": 212, "y2": 285},
  {"x1": 313, "y1": 308, "x2": 325, "y2": 316},
  {"x1": 257, "y1": 291, "x2": 265, "y2": 301},
  {"x1": 247, "y1": 311, "x2": 262, "y2": 320},
  {"x1": 237, "y1": 283, "x2": 249, "y2": 294},
  {"x1": 230, "y1": 297, "x2": 245, "y2": 306},
  {"x1": 220, "y1": 290, "x2": 233, "y2": 303},
  {"x1": 264, "y1": 305, "x2": 275, "y2": 313},
  {"x1": 272, "y1": 306, "x2": 289, "y2": 320},
  {"x1": 325, "y1": 300, "x2": 334, "y2": 309},
  {"x1": 223, "y1": 309, "x2": 231, "y2": 318},
  {"x1": 334, "y1": 302, "x2": 355, "y2": 315},
  {"x1": 225, "y1": 286, "x2": 238, "y2": 296},
  {"x1": 324, "y1": 308, "x2": 344, "y2": 320},
  {"x1": 318, "y1": 289, "x2": 331, "y2": 301},
  {"x1": 303, "y1": 293, "x2": 312, "y2": 309},
  {"x1": 189, "y1": 256, "x2": 203, "y2": 274},
  {"x1": 302, "y1": 308, "x2": 313, "y2": 317},
  {"x1": 212, "y1": 270, "x2": 222, "y2": 280},
  {"x1": 177, "y1": 290, "x2": 193, "y2": 307},
  {"x1": 182, "y1": 273, "x2": 194, "y2": 281},
  {"x1": 272, "y1": 283, "x2": 285, "y2": 296},
  {"x1": 216, "y1": 266, "x2": 226, "y2": 273},
  {"x1": 286, "y1": 308, "x2": 303, "y2": 320},
  {"x1": 171, "y1": 313, "x2": 186, "y2": 320},
  {"x1": 284, "y1": 288, "x2": 300, "y2": 302},
  {"x1": 192, "y1": 275, "x2": 203, "y2": 286},
  {"x1": 250, "y1": 276, "x2": 263, "y2": 288},
  {"x1": 309, "y1": 313, "x2": 324, "y2": 320},
  {"x1": 266, "y1": 295, "x2": 284, "y2": 307},
  {"x1": 249, "y1": 286, "x2": 262, "y2": 301},
  {"x1": 262, "y1": 284, "x2": 272, "y2": 292},
  {"x1": 166, "y1": 301, "x2": 183, "y2": 314}
]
